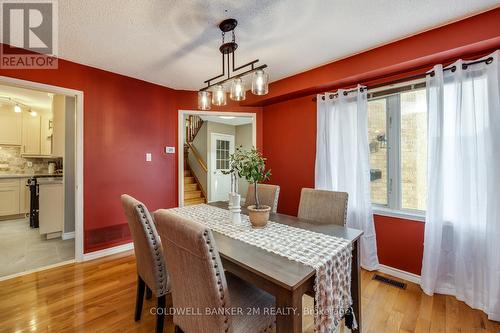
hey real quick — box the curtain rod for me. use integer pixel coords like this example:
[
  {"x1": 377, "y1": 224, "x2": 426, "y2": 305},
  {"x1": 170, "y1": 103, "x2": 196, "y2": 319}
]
[{"x1": 312, "y1": 56, "x2": 494, "y2": 102}]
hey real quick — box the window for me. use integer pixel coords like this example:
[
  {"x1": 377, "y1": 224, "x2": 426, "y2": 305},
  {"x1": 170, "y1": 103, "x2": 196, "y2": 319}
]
[{"x1": 368, "y1": 83, "x2": 427, "y2": 214}]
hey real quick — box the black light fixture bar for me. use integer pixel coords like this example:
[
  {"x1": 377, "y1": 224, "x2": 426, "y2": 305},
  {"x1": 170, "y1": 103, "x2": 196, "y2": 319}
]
[{"x1": 200, "y1": 18, "x2": 267, "y2": 92}]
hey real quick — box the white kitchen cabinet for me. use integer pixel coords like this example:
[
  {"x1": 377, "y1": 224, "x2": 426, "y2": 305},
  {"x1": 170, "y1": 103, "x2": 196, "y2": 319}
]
[
  {"x1": 19, "y1": 178, "x2": 30, "y2": 215},
  {"x1": 0, "y1": 179, "x2": 21, "y2": 216},
  {"x1": 22, "y1": 113, "x2": 41, "y2": 155},
  {"x1": 39, "y1": 181, "x2": 64, "y2": 235},
  {"x1": 0, "y1": 108, "x2": 22, "y2": 145},
  {"x1": 40, "y1": 115, "x2": 53, "y2": 156}
]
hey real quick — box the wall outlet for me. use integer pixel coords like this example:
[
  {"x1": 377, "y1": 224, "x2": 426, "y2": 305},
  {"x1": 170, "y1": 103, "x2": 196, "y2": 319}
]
[
  {"x1": 146, "y1": 153, "x2": 152, "y2": 162},
  {"x1": 165, "y1": 146, "x2": 175, "y2": 154}
]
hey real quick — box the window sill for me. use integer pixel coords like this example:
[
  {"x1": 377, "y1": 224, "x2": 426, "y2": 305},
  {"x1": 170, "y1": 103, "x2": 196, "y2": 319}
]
[{"x1": 372, "y1": 207, "x2": 425, "y2": 222}]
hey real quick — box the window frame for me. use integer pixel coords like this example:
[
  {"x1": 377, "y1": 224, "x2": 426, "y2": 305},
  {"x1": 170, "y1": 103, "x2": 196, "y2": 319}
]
[{"x1": 368, "y1": 80, "x2": 427, "y2": 222}]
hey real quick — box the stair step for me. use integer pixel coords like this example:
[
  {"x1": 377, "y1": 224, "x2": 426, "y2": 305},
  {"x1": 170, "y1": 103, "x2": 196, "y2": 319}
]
[
  {"x1": 184, "y1": 197, "x2": 205, "y2": 206},
  {"x1": 184, "y1": 170, "x2": 191, "y2": 176},
  {"x1": 184, "y1": 183, "x2": 199, "y2": 191},
  {"x1": 184, "y1": 177, "x2": 195, "y2": 184},
  {"x1": 184, "y1": 190, "x2": 202, "y2": 199}
]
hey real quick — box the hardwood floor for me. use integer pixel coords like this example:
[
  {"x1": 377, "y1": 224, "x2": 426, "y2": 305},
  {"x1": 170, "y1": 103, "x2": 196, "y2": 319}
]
[{"x1": 0, "y1": 251, "x2": 498, "y2": 333}]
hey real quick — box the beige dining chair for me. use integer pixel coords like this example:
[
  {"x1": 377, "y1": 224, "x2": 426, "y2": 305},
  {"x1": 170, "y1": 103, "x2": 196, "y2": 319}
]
[
  {"x1": 154, "y1": 209, "x2": 276, "y2": 333},
  {"x1": 244, "y1": 184, "x2": 280, "y2": 213},
  {"x1": 297, "y1": 188, "x2": 349, "y2": 226},
  {"x1": 121, "y1": 194, "x2": 170, "y2": 333}
]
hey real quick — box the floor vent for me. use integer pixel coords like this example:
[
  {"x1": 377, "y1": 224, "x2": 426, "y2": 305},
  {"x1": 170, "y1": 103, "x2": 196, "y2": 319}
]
[{"x1": 373, "y1": 274, "x2": 407, "y2": 289}]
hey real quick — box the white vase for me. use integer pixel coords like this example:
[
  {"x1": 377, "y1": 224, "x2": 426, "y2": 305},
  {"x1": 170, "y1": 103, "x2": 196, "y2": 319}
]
[{"x1": 228, "y1": 192, "x2": 241, "y2": 224}]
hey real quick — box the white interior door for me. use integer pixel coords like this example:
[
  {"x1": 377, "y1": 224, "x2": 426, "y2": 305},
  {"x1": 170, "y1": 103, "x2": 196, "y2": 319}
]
[{"x1": 210, "y1": 133, "x2": 235, "y2": 202}]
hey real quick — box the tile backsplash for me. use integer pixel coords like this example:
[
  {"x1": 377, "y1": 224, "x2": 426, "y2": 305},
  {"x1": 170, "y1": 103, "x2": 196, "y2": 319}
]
[{"x1": 0, "y1": 146, "x2": 62, "y2": 175}]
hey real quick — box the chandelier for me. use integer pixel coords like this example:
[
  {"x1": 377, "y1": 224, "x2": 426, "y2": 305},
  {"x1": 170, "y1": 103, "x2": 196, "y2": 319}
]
[{"x1": 198, "y1": 18, "x2": 269, "y2": 110}]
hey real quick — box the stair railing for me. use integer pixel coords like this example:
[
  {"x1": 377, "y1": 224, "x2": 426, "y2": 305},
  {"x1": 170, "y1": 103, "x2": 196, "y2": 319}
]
[{"x1": 186, "y1": 115, "x2": 204, "y2": 143}]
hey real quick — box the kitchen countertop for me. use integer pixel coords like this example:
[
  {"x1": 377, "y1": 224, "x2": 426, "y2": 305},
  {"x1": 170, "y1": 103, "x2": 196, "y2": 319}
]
[{"x1": 0, "y1": 174, "x2": 63, "y2": 179}]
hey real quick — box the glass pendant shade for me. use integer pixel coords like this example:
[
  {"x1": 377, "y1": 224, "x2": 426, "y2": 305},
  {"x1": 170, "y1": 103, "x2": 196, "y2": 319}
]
[
  {"x1": 14, "y1": 104, "x2": 21, "y2": 113},
  {"x1": 251, "y1": 70, "x2": 269, "y2": 95},
  {"x1": 230, "y1": 78, "x2": 246, "y2": 101},
  {"x1": 212, "y1": 84, "x2": 227, "y2": 106},
  {"x1": 198, "y1": 91, "x2": 211, "y2": 110}
]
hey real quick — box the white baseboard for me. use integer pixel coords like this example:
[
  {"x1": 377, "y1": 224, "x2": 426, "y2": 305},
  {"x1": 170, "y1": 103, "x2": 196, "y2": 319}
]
[
  {"x1": 0, "y1": 259, "x2": 75, "y2": 282},
  {"x1": 62, "y1": 231, "x2": 75, "y2": 240},
  {"x1": 378, "y1": 264, "x2": 421, "y2": 285},
  {"x1": 83, "y1": 242, "x2": 134, "y2": 261}
]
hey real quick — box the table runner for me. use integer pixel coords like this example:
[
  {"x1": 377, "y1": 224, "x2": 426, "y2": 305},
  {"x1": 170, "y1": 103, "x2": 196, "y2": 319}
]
[{"x1": 168, "y1": 204, "x2": 356, "y2": 333}]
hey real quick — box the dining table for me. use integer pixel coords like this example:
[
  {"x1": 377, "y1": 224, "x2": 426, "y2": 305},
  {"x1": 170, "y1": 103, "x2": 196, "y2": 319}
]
[{"x1": 207, "y1": 201, "x2": 364, "y2": 333}]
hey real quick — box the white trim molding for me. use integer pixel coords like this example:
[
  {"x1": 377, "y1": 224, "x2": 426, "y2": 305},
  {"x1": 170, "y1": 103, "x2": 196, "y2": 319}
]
[
  {"x1": 83, "y1": 242, "x2": 134, "y2": 261},
  {"x1": 62, "y1": 231, "x2": 75, "y2": 240},
  {"x1": 178, "y1": 110, "x2": 257, "y2": 207},
  {"x1": 378, "y1": 264, "x2": 421, "y2": 285},
  {"x1": 0, "y1": 76, "x2": 85, "y2": 263}
]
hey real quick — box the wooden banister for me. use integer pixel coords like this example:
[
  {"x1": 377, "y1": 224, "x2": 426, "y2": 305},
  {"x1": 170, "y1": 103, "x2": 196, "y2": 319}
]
[
  {"x1": 186, "y1": 115, "x2": 204, "y2": 143},
  {"x1": 186, "y1": 141, "x2": 208, "y2": 172}
]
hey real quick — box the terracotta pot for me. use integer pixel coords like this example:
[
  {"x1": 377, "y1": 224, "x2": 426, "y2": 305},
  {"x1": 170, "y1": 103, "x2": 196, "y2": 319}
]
[{"x1": 247, "y1": 205, "x2": 271, "y2": 228}]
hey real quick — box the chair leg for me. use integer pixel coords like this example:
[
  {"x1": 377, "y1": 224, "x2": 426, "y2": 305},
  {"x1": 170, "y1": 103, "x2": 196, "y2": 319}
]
[
  {"x1": 145, "y1": 286, "x2": 152, "y2": 300},
  {"x1": 135, "y1": 275, "x2": 145, "y2": 321},
  {"x1": 156, "y1": 295, "x2": 166, "y2": 333}
]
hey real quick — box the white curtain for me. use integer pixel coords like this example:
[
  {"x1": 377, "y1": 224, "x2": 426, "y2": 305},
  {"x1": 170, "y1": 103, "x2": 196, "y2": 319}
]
[
  {"x1": 316, "y1": 86, "x2": 379, "y2": 270},
  {"x1": 421, "y1": 50, "x2": 500, "y2": 321}
]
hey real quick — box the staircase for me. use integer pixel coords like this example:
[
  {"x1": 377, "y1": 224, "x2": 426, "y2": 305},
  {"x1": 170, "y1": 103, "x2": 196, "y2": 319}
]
[
  {"x1": 183, "y1": 160, "x2": 206, "y2": 206},
  {"x1": 184, "y1": 115, "x2": 207, "y2": 206}
]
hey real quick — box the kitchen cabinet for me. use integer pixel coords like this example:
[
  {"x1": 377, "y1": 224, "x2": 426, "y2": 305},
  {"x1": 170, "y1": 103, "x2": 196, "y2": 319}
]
[
  {"x1": 39, "y1": 181, "x2": 64, "y2": 235},
  {"x1": 22, "y1": 113, "x2": 41, "y2": 155},
  {"x1": 19, "y1": 178, "x2": 30, "y2": 215},
  {"x1": 0, "y1": 108, "x2": 22, "y2": 145},
  {"x1": 40, "y1": 115, "x2": 53, "y2": 156},
  {"x1": 0, "y1": 179, "x2": 20, "y2": 216}
]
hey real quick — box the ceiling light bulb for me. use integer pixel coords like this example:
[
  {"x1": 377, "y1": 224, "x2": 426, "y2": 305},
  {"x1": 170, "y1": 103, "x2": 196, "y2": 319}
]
[
  {"x1": 30, "y1": 110, "x2": 37, "y2": 117},
  {"x1": 251, "y1": 70, "x2": 269, "y2": 96},
  {"x1": 198, "y1": 91, "x2": 211, "y2": 110},
  {"x1": 14, "y1": 104, "x2": 22, "y2": 113},
  {"x1": 230, "y1": 78, "x2": 246, "y2": 101},
  {"x1": 212, "y1": 85, "x2": 227, "y2": 106}
]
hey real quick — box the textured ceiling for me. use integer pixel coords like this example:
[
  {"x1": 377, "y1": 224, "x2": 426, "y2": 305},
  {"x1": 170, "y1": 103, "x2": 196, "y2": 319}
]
[{"x1": 53, "y1": 0, "x2": 499, "y2": 90}]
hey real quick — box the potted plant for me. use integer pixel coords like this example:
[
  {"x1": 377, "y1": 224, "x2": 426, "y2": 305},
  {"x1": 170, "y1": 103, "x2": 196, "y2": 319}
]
[{"x1": 238, "y1": 147, "x2": 272, "y2": 228}]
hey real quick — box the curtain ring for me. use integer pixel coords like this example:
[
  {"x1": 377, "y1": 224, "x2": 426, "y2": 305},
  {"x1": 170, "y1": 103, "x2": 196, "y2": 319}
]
[
  {"x1": 321, "y1": 95, "x2": 325, "y2": 101},
  {"x1": 486, "y1": 57, "x2": 494, "y2": 65},
  {"x1": 451, "y1": 66, "x2": 457, "y2": 72},
  {"x1": 343, "y1": 91, "x2": 348, "y2": 96},
  {"x1": 462, "y1": 64, "x2": 468, "y2": 70},
  {"x1": 329, "y1": 94, "x2": 334, "y2": 99}
]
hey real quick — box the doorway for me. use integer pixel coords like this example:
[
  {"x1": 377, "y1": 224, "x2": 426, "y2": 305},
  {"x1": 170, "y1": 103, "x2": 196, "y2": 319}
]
[
  {"x1": 0, "y1": 76, "x2": 84, "y2": 279},
  {"x1": 178, "y1": 110, "x2": 256, "y2": 206}
]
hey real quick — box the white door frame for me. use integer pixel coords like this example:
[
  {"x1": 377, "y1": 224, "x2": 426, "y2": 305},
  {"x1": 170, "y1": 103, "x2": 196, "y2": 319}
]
[
  {"x1": 177, "y1": 110, "x2": 257, "y2": 206},
  {"x1": 209, "y1": 132, "x2": 235, "y2": 202},
  {"x1": 0, "y1": 75, "x2": 85, "y2": 263}
]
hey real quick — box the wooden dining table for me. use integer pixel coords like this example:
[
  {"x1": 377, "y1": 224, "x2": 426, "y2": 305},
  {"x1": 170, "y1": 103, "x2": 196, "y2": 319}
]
[{"x1": 208, "y1": 201, "x2": 364, "y2": 333}]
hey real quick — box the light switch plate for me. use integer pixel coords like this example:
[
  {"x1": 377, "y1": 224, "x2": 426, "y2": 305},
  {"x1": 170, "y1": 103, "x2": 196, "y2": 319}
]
[
  {"x1": 165, "y1": 146, "x2": 175, "y2": 154},
  {"x1": 146, "y1": 153, "x2": 152, "y2": 162}
]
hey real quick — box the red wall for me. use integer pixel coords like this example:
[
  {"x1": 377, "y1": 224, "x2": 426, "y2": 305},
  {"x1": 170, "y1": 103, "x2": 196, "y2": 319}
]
[
  {"x1": 0, "y1": 55, "x2": 262, "y2": 253},
  {"x1": 261, "y1": 8, "x2": 500, "y2": 275}
]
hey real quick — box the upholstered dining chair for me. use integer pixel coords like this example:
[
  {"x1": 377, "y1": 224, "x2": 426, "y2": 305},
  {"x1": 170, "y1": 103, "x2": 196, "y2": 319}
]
[
  {"x1": 244, "y1": 184, "x2": 280, "y2": 213},
  {"x1": 121, "y1": 194, "x2": 170, "y2": 333},
  {"x1": 154, "y1": 209, "x2": 276, "y2": 333},
  {"x1": 297, "y1": 188, "x2": 349, "y2": 226}
]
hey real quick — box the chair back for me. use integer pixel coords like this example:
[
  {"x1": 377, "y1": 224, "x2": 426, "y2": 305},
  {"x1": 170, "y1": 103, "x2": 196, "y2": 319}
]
[
  {"x1": 244, "y1": 184, "x2": 280, "y2": 213},
  {"x1": 154, "y1": 210, "x2": 233, "y2": 333},
  {"x1": 121, "y1": 194, "x2": 168, "y2": 296},
  {"x1": 297, "y1": 188, "x2": 348, "y2": 225}
]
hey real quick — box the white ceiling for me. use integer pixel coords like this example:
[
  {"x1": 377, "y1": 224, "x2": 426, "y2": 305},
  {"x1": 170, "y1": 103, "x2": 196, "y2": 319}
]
[
  {"x1": 0, "y1": 84, "x2": 53, "y2": 114},
  {"x1": 200, "y1": 115, "x2": 253, "y2": 126},
  {"x1": 51, "y1": 1, "x2": 500, "y2": 90}
]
